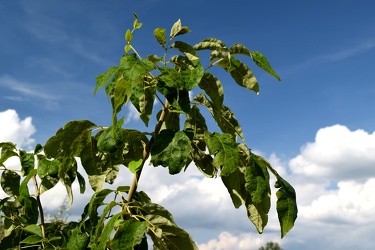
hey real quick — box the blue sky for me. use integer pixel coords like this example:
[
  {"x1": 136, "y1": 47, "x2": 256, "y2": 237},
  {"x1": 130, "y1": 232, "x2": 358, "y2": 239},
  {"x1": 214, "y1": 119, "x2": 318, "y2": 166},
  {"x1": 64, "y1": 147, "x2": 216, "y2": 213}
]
[{"x1": 1, "y1": 1, "x2": 375, "y2": 249}]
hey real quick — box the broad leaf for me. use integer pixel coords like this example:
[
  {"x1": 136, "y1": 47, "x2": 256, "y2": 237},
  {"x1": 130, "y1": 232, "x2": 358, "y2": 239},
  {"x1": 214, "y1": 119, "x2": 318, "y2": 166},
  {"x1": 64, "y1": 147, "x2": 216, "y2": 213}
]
[
  {"x1": 67, "y1": 227, "x2": 89, "y2": 250},
  {"x1": 245, "y1": 197, "x2": 270, "y2": 234},
  {"x1": 130, "y1": 79, "x2": 156, "y2": 126},
  {"x1": 151, "y1": 130, "x2": 193, "y2": 174},
  {"x1": 111, "y1": 220, "x2": 148, "y2": 249},
  {"x1": 193, "y1": 38, "x2": 227, "y2": 50},
  {"x1": 154, "y1": 28, "x2": 167, "y2": 47},
  {"x1": 1, "y1": 170, "x2": 20, "y2": 197},
  {"x1": 157, "y1": 81, "x2": 191, "y2": 113},
  {"x1": 94, "y1": 66, "x2": 119, "y2": 94},
  {"x1": 221, "y1": 168, "x2": 246, "y2": 208},
  {"x1": 22, "y1": 224, "x2": 43, "y2": 238},
  {"x1": 246, "y1": 154, "x2": 271, "y2": 204},
  {"x1": 198, "y1": 72, "x2": 224, "y2": 113},
  {"x1": 97, "y1": 117, "x2": 125, "y2": 153},
  {"x1": 20, "y1": 152, "x2": 34, "y2": 176},
  {"x1": 172, "y1": 41, "x2": 200, "y2": 66},
  {"x1": 0, "y1": 143, "x2": 18, "y2": 167},
  {"x1": 170, "y1": 19, "x2": 190, "y2": 40},
  {"x1": 229, "y1": 57, "x2": 259, "y2": 94},
  {"x1": 204, "y1": 132, "x2": 241, "y2": 176},
  {"x1": 251, "y1": 51, "x2": 281, "y2": 81}
]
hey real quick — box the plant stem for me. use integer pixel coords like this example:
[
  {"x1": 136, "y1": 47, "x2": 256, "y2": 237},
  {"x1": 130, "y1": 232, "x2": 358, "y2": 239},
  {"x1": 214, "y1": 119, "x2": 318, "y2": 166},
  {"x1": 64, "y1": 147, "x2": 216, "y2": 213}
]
[
  {"x1": 127, "y1": 101, "x2": 170, "y2": 202},
  {"x1": 32, "y1": 175, "x2": 46, "y2": 238}
]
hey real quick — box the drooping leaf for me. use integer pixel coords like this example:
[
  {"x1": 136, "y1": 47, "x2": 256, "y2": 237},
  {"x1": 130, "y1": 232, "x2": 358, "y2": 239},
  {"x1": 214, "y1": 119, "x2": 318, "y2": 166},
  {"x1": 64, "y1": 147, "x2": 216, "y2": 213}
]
[
  {"x1": 245, "y1": 197, "x2": 270, "y2": 234},
  {"x1": 122, "y1": 129, "x2": 149, "y2": 166},
  {"x1": 19, "y1": 169, "x2": 37, "y2": 203},
  {"x1": 77, "y1": 171, "x2": 86, "y2": 194},
  {"x1": 198, "y1": 72, "x2": 224, "y2": 113},
  {"x1": 151, "y1": 130, "x2": 193, "y2": 174},
  {"x1": 20, "y1": 152, "x2": 34, "y2": 176},
  {"x1": 246, "y1": 154, "x2": 271, "y2": 204},
  {"x1": 191, "y1": 142, "x2": 216, "y2": 178},
  {"x1": 229, "y1": 57, "x2": 259, "y2": 94},
  {"x1": 130, "y1": 78, "x2": 156, "y2": 126},
  {"x1": 111, "y1": 220, "x2": 148, "y2": 250},
  {"x1": 154, "y1": 28, "x2": 167, "y2": 47},
  {"x1": 193, "y1": 38, "x2": 227, "y2": 50},
  {"x1": 94, "y1": 66, "x2": 119, "y2": 94},
  {"x1": 204, "y1": 132, "x2": 241, "y2": 176},
  {"x1": 172, "y1": 41, "x2": 200, "y2": 66},
  {"x1": 195, "y1": 93, "x2": 245, "y2": 142},
  {"x1": 95, "y1": 212, "x2": 122, "y2": 250},
  {"x1": 221, "y1": 168, "x2": 246, "y2": 208},
  {"x1": 229, "y1": 43, "x2": 252, "y2": 57},
  {"x1": 1, "y1": 170, "x2": 20, "y2": 197},
  {"x1": 169, "y1": 19, "x2": 190, "y2": 40},
  {"x1": 157, "y1": 81, "x2": 191, "y2": 113},
  {"x1": 210, "y1": 49, "x2": 231, "y2": 67},
  {"x1": 251, "y1": 51, "x2": 281, "y2": 81}
]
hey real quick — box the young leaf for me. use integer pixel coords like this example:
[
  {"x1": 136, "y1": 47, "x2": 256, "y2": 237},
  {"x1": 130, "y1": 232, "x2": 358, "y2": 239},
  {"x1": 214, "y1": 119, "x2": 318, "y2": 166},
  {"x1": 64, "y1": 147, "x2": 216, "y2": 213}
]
[
  {"x1": 1, "y1": 170, "x2": 20, "y2": 197},
  {"x1": 125, "y1": 29, "x2": 133, "y2": 43},
  {"x1": 151, "y1": 130, "x2": 193, "y2": 174},
  {"x1": 124, "y1": 44, "x2": 132, "y2": 53},
  {"x1": 133, "y1": 13, "x2": 142, "y2": 29},
  {"x1": 204, "y1": 132, "x2": 241, "y2": 176},
  {"x1": 170, "y1": 19, "x2": 191, "y2": 40},
  {"x1": 154, "y1": 27, "x2": 167, "y2": 47},
  {"x1": 128, "y1": 159, "x2": 143, "y2": 174},
  {"x1": 94, "y1": 66, "x2": 119, "y2": 94},
  {"x1": 251, "y1": 51, "x2": 281, "y2": 81}
]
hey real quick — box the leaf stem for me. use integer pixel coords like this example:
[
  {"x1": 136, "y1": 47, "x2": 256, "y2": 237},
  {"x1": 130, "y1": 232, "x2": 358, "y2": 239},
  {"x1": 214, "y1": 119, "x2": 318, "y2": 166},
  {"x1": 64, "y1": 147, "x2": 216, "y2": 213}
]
[
  {"x1": 127, "y1": 100, "x2": 170, "y2": 202},
  {"x1": 32, "y1": 175, "x2": 46, "y2": 239}
]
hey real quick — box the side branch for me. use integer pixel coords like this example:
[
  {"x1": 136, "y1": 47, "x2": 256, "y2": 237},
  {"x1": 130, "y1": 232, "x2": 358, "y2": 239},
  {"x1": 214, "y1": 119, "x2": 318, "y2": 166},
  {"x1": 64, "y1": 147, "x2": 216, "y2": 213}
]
[{"x1": 127, "y1": 101, "x2": 170, "y2": 202}]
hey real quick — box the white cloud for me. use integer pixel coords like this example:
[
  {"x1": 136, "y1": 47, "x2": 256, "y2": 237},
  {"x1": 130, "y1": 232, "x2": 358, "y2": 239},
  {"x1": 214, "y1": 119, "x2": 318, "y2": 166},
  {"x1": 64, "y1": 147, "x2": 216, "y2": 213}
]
[
  {"x1": 290, "y1": 124, "x2": 375, "y2": 181},
  {"x1": 0, "y1": 109, "x2": 36, "y2": 148}
]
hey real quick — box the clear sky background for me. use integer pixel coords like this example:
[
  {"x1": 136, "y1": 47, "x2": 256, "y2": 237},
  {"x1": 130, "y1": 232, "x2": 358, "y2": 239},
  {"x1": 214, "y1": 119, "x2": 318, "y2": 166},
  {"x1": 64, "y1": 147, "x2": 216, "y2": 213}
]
[{"x1": 1, "y1": 1, "x2": 375, "y2": 249}]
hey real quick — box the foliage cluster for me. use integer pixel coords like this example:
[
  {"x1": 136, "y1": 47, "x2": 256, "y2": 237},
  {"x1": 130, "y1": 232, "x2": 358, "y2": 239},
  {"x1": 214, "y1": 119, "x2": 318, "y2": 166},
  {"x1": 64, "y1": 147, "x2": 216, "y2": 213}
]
[{"x1": 0, "y1": 14, "x2": 297, "y2": 249}]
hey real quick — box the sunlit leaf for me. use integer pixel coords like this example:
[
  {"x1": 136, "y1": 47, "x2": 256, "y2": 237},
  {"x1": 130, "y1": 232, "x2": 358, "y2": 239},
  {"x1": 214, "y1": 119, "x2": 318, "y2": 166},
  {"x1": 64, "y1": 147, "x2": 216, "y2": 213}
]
[
  {"x1": 94, "y1": 66, "x2": 119, "y2": 94},
  {"x1": 125, "y1": 29, "x2": 133, "y2": 43},
  {"x1": 229, "y1": 43, "x2": 252, "y2": 57},
  {"x1": 97, "y1": 117, "x2": 125, "y2": 153},
  {"x1": 130, "y1": 80, "x2": 156, "y2": 126},
  {"x1": 198, "y1": 72, "x2": 224, "y2": 113},
  {"x1": 229, "y1": 57, "x2": 259, "y2": 94},
  {"x1": 154, "y1": 28, "x2": 167, "y2": 47},
  {"x1": 172, "y1": 41, "x2": 200, "y2": 66},
  {"x1": 170, "y1": 19, "x2": 190, "y2": 40},
  {"x1": 193, "y1": 38, "x2": 227, "y2": 50},
  {"x1": 251, "y1": 51, "x2": 281, "y2": 81}
]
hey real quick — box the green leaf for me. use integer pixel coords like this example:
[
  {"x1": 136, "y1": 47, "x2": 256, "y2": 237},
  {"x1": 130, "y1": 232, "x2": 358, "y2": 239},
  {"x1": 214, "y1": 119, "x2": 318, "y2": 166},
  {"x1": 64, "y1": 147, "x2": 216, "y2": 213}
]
[
  {"x1": 129, "y1": 159, "x2": 143, "y2": 174},
  {"x1": 158, "y1": 67, "x2": 183, "y2": 89},
  {"x1": 171, "y1": 41, "x2": 200, "y2": 66},
  {"x1": 98, "y1": 117, "x2": 124, "y2": 153},
  {"x1": 221, "y1": 168, "x2": 246, "y2": 208},
  {"x1": 133, "y1": 13, "x2": 142, "y2": 30},
  {"x1": 157, "y1": 80, "x2": 191, "y2": 113},
  {"x1": 198, "y1": 72, "x2": 224, "y2": 113},
  {"x1": 180, "y1": 64, "x2": 204, "y2": 90},
  {"x1": 22, "y1": 224, "x2": 43, "y2": 238},
  {"x1": 210, "y1": 49, "x2": 231, "y2": 66},
  {"x1": 245, "y1": 197, "x2": 270, "y2": 234},
  {"x1": 77, "y1": 172, "x2": 86, "y2": 194},
  {"x1": 154, "y1": 28, "x2": 167, "y2": 47},
  {"x1": 1, "y1": 170, "x2": 20, "y2": 196},
  {"x1": 229, "y1": 43, "x2": 252, "y2": 57},
  {"x1": 20, "y1": 235, "x2": 43, "y2": 244},
  {"x1": 170, "y1": 19, "x2": 191, "y2": 40},
  {"x1": 257, "y1": 154, "x2": 297, "y2": 237},
  {"x1": 124, "y1": 44, "x2": 132, "y2": 53},
  {"x1": 20, "y1": 152, "x2": 34, "y2": 176},
  {"x1": 193, "y1": 38, "x2": 227, "y2": 50},
  {"x1": 151, "y1": 130, "x2": 193, "y2": 174},
  {"x1": 190, "y1": 142, "x2": 216, "y2": 178},
  {"x1": 0, "y1": 146, "x2": 18, "y2": 167},
  {"x1": 130, "y1": 79, "x2": 156, "y2": 126},
  {"x1": 229, "y1": 57, "x2": 259, "y2": 94},
  {"x1": 19, "y1": 169, "x2": 37, "y2": 203},
  {"x1": 125, "y1": 29, "x2": 133, "y2": 43},
  {"x1": 111, "y1": 220, "x2": 148, "y2": 250},
  {"x1": 34, "y1": 143, "x2": 43, "y2": 154},
  {"x1": 122, "y1": 129, "x2": 148, "y2": 165},
  {"x1": 246, "y1": 153, "x2": 271, "y2": 204},
  {"x1": 204, "y1": 132, "x2": 241, "y2": 176},
  {"x1": 37, "y1": 158, "x2": 59, "y2": 179},
  {"x1": 94, "y1": 66, "x2": 119, "y2": 94},
  {"x1": 250, "y1": 51, "x2": 281, "y2": 81},
  {"x1": 195, "y1": 94, "x2": 245, "y2": 142},
  {"x1": 67, "y1": 227, "x2": 89, "y2": 250}
]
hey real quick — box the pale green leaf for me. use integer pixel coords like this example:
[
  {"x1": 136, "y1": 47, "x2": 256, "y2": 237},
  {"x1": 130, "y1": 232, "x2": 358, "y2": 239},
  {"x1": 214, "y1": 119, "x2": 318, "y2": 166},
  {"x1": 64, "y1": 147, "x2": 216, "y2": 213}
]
[
  {"x1": 251, "y1": 51, "x2": 281, "y2": 81},
  {"x1": 170, "y1": 19, "x2": 191, "y2": 40},
  {"x1": 125, "y1": 29, "x2": 133, "y2": 43},
  {"x1": 129, "y1": 159, "x2": 143, "y2": 174},
  {"x1": 154, "y1": 28, "x2": 167, "y2": 47},
  {"x1": 124, "y1": 44, "x2": 132, "y2": 53},
  {"x1": 229, "y1": 43, "x2": 252, "y2": 57},
  {"x1": 193, "y1": 38, "x2": 227, "y2": 50}
]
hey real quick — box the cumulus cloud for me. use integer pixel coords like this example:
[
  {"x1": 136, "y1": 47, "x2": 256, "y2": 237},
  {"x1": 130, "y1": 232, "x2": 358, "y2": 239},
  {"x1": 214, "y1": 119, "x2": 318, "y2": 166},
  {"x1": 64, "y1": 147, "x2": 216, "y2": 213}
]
[{"x1": 0, "y1": 109, "x2": 36, "y2": 148}]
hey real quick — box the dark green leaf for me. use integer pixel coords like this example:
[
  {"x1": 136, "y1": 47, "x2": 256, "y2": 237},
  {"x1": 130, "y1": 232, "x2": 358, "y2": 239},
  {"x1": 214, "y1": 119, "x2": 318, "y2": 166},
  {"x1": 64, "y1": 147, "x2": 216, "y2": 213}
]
[
  {"x1": 34, "y1": 143, "x2": 43, "y2": 154},
  {"x1": 194, "y1": 38, "x2": 227, "y2": 50},
  {"x1": 157, "y1": 81, "x2": 191, "y2": 113},
  {"x1": 122, "y1": 129, "x2": 149, "y2": 166},
  {"x1": 20, "y1": 235, "x2": 43, "y2": 244},
  {"x1": 245, "y1": 197, "x2": 270, "y2": 234},
  {"x1": 195, "y1": 94, "x2": 245, "y2": 142},
  {"x1": 221, "y1": 168, "x2": 246, "y2": 208},
  {"x1": 151, "y1": 130, "x2": 192, "y2": 174},
  {"x1": 37, "y1": 158, "x2": 59, "y2": 179},
  {"x1": 190, "y1": 142, "x2": 216, "y2": 178},
  {"x1": 169, "y1": 19, "x2": 190, "y2": 40},
  {"x1": 160, "y1": 111, "x2": 180, "y2": 131},
  {"x1": 1, "y1": 170, "x2": 20, "y2": 196},
  {"x1": 229, "y1": 57, "x2": 259, "y2": 94},
  {"x1": 154, "y1": 28, "x2": 167, "y2": 47},
  {"x1": 172, "y1": 41, "x2": 199, "y2": 66},
  {"x1": 204, "y1": 132, "x2": 241, "y2": 176},
  {"x1": 67, "y1": 227, "x2": 89, "y2": 250},
  {"x1": 198, "y1": 72, "x2": 224, "y2": 113},
  {"x1": 97, "y1": 117, "x2": 125, "y2": 153},
  {"x1": 77, "y1": 172, "x2": 86, "y2": 194},
  {"x1": 246, "y1": 153, "x2": 271, "y2": 204},
  {"x1": 21, "y1": 152, "x2": 34, "y2": 176},
  {"x1": 96, "y1": 212, "x2": 122, "y2": 250},
  {"x1": 94, "y1": 66, "x2": 119, "y2": 94},
  {"x1": 111, "y1": 220, "x2": 148, "y2": 250},
  {"x1": 130, "y1": 79, "x2": 156, "y2": 126},
  {"x1": 0, "y1": 147, "x2": 18, "y2": 167},
  {"x1": 251, "y1": 51, "x2": 281, "y2": 81}
]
